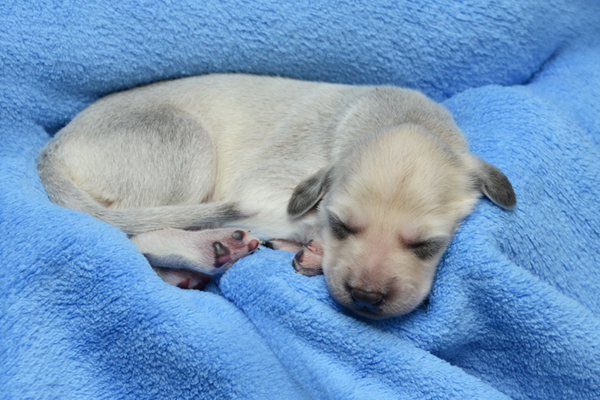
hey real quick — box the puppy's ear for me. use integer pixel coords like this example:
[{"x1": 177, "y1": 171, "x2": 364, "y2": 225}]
[
  {"x1": 287, "y1": 167, "x2": 333, "y2": 218},
  {"x1": 470, "y1": 156, "x2": 517, "y2": 210}
]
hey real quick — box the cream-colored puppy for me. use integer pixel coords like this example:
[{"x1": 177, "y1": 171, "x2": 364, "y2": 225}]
[{"x1": 38, "y1": 74, "x2": 515, "y2": 318}]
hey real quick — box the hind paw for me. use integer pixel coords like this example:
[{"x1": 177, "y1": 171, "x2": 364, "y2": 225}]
[
  {"x1": 131, "y1": 228, "x2": 260, "y2": 287},
  {"x1": 211, "y1": 230, "x2": 260, "y2": 270}
]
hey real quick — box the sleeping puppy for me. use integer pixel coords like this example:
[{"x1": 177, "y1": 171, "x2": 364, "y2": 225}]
[{"x1": 38, "y1": 74, "x2": 515, "y2": 319}]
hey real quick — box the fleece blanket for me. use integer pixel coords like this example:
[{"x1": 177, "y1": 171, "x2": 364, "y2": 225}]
[{"x1": 2, "y1": 1, "x2": 600, "y2": 399}]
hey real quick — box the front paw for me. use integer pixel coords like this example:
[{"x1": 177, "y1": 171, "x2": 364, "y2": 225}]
[{"x1": 292, "y1": 241, "x2": 323, "y2": 276}]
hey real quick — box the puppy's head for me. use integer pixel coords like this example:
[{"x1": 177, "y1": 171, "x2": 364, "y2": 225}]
[{"x1": 288, "y1": 125, "x2": 515, "y2": 319}]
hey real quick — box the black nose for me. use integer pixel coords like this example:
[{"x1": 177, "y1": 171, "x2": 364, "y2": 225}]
[{"x1": 351, "y1": 288, "x2": 384, "y2": 309}]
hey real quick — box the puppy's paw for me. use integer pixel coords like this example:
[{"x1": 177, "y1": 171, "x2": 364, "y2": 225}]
[
  {"x1": 211, "y1": 230, "x2": 260, "y2": 271},
  {"x1": 152, "y1": 266, "x2": 212, "y2": 290},
  {"x1": 263, "y1": 239, "x2": 304, "y2": 253},
  {"x1": 132, "y1": 228, "x2": 260, "y2": 282},
  {"x1": 293, "y1": 240, "x2": 324, "y2": 276}
]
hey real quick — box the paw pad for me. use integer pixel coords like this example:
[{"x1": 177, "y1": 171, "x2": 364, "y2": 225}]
[
  {"x1": 213, "y1": 241, "x2": 232, "y2": 268},
  {"x1": 232, "y1": 230, "x2": 245, "y2": 241}
]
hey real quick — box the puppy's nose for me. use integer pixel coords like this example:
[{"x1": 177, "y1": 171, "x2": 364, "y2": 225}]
[{"x1": 351, "y1": 288, "x2": 384, "y2": 309}]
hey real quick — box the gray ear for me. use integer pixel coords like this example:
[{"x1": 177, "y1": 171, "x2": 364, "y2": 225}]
[
  {"x1": 287, "y1": 167, "x2": 333, "y2": 218},
  {"x1": 473, "y1": 158, "x2": 517, "y2": 210}
]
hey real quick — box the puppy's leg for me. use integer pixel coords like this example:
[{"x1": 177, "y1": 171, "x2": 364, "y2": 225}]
[
  {"x1": 264, "y1": 239, "x2": 304, "y2": 253},
  {"x1": 131, "y1": 228, "x2": 260, "y2": 288},
  {"x1": 292, "y1": 240, "x2": 324, "y2": 276}
]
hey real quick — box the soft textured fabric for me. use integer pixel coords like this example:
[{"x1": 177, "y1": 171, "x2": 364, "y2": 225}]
[{"x1": 1, "y1": 1, "x2": 599, "y2": 399}]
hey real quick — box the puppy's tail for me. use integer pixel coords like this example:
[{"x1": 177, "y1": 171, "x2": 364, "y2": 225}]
[{"x1": 37, "y1": 149, "x2": 248, "y2": 236}]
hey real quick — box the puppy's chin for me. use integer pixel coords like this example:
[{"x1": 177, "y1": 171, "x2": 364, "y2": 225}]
[
  {"x1": 323, "y1": 266, "x2": 432, "y2": 320},
  {"x1": 350, "y1": 306, "x2": 415, "y2": 320},
  {"x1": 334, "y1": 292, "x2": 428, "y2": 320}
]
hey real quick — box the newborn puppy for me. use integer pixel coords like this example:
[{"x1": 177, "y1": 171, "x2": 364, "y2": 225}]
[{"x1": 38, "y1": 74, "x2": 515, "y2": 319}]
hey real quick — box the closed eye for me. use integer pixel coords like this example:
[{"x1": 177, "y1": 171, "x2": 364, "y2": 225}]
[
  {"x1": 328, "y1": 213, "x2": 357, "y2": 241},
  {"x1": 407, "y1": 238, "x2": 447, "y2": 260}
]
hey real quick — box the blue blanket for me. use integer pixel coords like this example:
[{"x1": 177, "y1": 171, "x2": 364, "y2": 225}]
[{"x1": 2, "y1": 1, "x2": 600, "y2": 399}]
